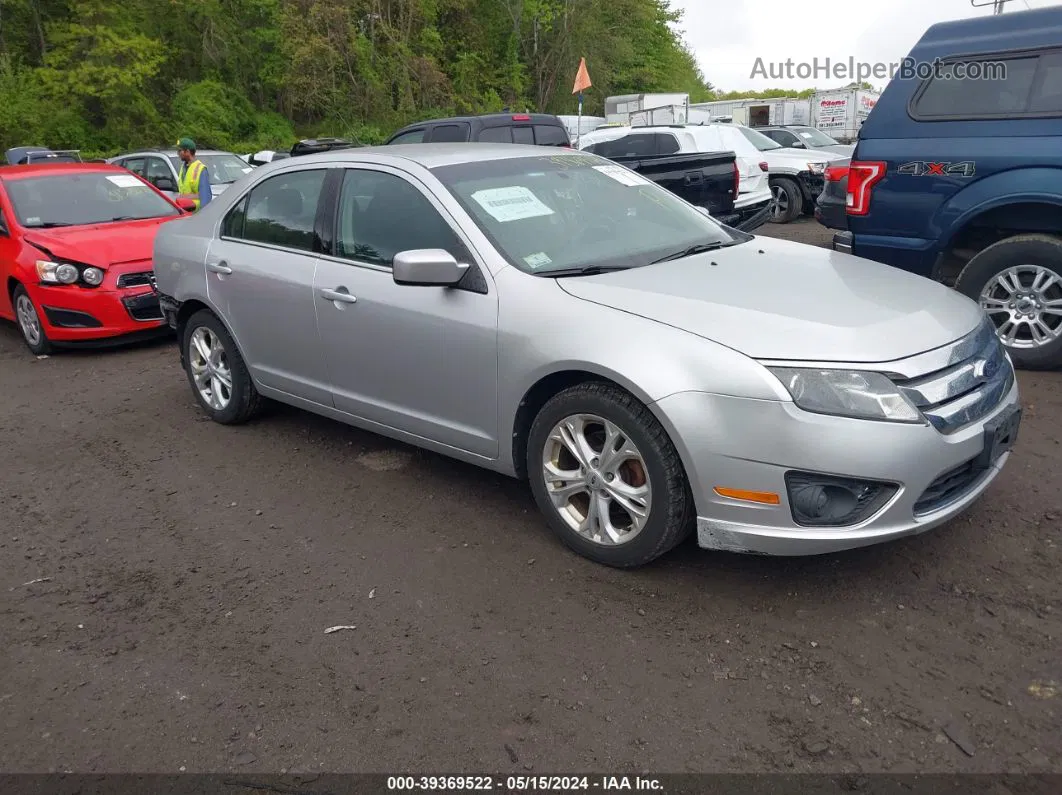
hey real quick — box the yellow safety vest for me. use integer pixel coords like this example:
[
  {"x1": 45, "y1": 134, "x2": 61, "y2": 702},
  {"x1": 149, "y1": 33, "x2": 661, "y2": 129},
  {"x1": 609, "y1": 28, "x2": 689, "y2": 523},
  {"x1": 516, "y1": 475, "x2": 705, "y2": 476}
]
[{"x1": 177, "y1": 159, "x2": 206, "y2": 209}]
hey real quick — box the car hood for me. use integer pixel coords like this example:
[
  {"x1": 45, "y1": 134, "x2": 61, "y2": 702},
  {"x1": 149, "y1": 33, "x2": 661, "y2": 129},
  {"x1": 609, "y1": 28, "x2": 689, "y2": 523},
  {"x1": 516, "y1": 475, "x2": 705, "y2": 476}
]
[
  {"x1": 555, "y1": 237, "x2": 983, "y2": 362},
  {"x1": 22, "y1": 217, "x2": 176, "y2": 267},
  {"x1": 767, "y1": 147, "x2": 847, "y2": 165}
]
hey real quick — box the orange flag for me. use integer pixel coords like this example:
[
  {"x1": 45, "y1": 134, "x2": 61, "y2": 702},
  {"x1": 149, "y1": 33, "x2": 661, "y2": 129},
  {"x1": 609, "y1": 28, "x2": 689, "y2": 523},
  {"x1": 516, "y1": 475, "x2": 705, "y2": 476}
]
[{"x1": 572, "y1": 57, "x2": 592, "y2": 94}]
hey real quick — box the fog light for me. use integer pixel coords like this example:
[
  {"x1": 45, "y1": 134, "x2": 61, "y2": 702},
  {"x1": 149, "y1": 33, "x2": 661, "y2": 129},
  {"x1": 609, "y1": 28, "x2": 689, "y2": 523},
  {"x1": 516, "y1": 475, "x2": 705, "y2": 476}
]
[{"x1": 785, "y1": 471, "x2": 898, "y2": 527}]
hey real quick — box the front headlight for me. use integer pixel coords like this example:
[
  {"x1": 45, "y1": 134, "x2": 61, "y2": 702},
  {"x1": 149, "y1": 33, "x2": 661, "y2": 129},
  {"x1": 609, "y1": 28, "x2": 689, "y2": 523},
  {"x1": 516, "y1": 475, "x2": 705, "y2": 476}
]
[
  {"x1": 806, "y1": 162, "x2": 827, "y2": 175},
  {"x1": 768, "y1": 367, "x2": 922, "y2": 423},
  {"x1": 35, "y1": 260, "x2": 104, "y2": 287}
]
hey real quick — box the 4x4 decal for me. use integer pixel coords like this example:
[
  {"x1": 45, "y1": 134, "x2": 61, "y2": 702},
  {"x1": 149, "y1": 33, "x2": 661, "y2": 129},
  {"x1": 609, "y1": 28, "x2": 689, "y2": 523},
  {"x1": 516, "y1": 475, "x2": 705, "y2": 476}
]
[{"x1": 897, "y1": 160, "x2": 976, "y2": 177}]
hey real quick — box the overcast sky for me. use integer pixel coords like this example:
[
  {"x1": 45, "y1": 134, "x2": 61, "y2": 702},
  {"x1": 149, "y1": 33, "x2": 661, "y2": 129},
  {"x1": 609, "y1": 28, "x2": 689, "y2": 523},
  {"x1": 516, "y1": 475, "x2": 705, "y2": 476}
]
[{"x1": 672, "y1": 0, "x2": 1061, "y2": 92}]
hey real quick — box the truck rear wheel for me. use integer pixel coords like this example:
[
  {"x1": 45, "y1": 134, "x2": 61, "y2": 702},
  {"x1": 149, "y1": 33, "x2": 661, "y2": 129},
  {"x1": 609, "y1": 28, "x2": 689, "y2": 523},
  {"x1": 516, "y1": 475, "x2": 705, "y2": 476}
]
[{"x1": 954, "y1": 234, "x2": 1062, "y2": 370}]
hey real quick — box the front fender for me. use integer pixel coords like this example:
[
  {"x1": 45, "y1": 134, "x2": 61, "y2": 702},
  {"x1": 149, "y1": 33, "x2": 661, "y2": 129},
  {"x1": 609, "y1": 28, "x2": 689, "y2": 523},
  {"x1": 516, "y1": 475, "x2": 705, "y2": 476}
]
[{"x1": 931, "y1": 167, "x2": 1062, "y2": 246}]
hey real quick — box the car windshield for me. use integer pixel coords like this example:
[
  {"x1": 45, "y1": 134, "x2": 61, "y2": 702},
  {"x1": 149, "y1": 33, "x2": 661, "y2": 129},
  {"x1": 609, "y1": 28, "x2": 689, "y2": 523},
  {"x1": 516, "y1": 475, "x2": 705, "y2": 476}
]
[
  {"x1": 168, "y1": 153, "x2": 252, "y2": 184},
  {"x1": 433, "y1": 152, "x2": 744, "y2": 275},
  {"x1": 736, "y1": 126, "x2": 783, "y2": 150},
  {"x1": 5, "y1": 171, "x2": 180, "y2": 227},
  {"x1": 796, "y1": 127, "x2": 840, "y2": 147}
]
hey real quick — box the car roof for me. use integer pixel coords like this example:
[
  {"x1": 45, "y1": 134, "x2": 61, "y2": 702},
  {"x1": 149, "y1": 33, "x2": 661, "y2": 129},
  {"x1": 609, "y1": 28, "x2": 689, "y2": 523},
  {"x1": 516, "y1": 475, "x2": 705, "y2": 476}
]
[
  {"x1": 0, "y1": 162, "x2": 131, "y2": 180},
  {"x1": 265, "y1": 142, "x2": 584, "y2": 170},
  {"x1": 116, "y1": 149, "x2": 232, "y2": 157}
]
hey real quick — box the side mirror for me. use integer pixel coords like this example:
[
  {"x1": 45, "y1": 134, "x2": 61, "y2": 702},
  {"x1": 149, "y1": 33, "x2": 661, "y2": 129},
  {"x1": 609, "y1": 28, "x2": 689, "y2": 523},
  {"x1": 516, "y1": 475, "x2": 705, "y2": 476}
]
[
  {"x1": 392, "y1": 249, "x2": 469, "y2": 286},
  {"x1": 154, "y1": 176, "x2": 177, "y2": 192},
  {"x1": 792, "y1": 141, "x2": 806, "y2": 148},
  {"x1": 175, "y1": 198, "x2": 197, "y2": 213}
]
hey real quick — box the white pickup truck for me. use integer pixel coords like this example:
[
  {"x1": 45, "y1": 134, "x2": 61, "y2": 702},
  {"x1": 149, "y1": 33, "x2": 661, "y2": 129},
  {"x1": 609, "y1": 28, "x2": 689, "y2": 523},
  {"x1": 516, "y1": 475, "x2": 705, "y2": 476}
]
[{"x1": 731, "y1": 125, "x2": 848, "y2": 224}]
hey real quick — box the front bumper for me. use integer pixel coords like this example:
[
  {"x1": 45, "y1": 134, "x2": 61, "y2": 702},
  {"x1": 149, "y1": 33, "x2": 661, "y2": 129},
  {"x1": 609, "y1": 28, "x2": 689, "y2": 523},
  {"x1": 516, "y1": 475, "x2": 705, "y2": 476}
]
[
  {"x1": 29, "y1": 281, "x2": 167, "y2": 344},
  {"x1": 653, "y1": 377, "x2": 1020, "y2": 556}
]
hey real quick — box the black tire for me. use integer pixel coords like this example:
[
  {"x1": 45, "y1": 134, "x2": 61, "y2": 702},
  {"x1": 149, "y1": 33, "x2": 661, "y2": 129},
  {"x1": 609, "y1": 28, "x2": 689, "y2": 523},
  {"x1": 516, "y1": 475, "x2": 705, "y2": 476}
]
[
  {"x1": 526, "y1": 382, "x2": 695, "y2": 568},
  {"x1": 181, "y1": 309, "x2": 263, "y2": 424},
  {"x1": 954, "y1": 234, "x2": 1062, "y2": 370},
  {"x1": 11, "y1": 284, "x2": 53, "y2": 355},
  {"x1": 768, "y1": 177, "x2": 802, "y2": 224}
]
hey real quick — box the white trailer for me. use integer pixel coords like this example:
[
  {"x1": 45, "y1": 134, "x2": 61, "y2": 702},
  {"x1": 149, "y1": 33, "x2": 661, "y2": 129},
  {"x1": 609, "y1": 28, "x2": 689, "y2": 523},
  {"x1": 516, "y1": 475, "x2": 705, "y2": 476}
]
[
  {"x1": 687, "y1": 98, "x2": 810, "y2": 127},
  {"x1": 604, "y1": 93, "x2": 690, "y2": 125},
  {"x1": 810, "y1": 88, "x2": 880, "y2": 143}
]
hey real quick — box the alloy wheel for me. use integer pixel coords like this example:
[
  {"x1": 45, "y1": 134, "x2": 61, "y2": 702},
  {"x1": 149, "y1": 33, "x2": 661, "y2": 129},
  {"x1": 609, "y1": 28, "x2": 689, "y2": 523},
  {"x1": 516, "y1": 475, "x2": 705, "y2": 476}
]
[
  {"x1": 15, "y1": 294, "x2": 41, "y2": 347},
  {"x1": 188, "y1": 326, "x2": 233, "y2": 410},
  {"x1": 979, "y1": 264, "x2": 1062, "y2": 349},
  {"x1": 770, "y1": 185, "x2": 789, "y2": 221},
  {"x1": 540, "y1": 413, "x2": 652, "y2": 546}
]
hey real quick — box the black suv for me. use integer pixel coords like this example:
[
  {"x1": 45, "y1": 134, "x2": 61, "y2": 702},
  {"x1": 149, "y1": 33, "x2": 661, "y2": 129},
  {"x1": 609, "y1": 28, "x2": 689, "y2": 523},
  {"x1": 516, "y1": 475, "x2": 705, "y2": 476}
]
[{"x1": 385, "y1": 113, "x2": 571, "y2": 147}]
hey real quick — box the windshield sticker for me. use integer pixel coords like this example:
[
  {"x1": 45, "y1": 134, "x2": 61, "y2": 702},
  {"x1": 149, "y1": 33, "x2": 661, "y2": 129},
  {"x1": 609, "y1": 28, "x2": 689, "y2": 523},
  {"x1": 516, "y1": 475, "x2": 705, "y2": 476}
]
[
  {"x1": 25, "y1": 216, "x2": 41, "y2": 226},
  {"x1": 593, "y1": 164, "x2": 648, "y2": 186},
  {"x1": 471, "y1": 186, "x2": 554, "y2": 223},
  {"x1": 106, "y1": 174, "x2": 145, "y2": 188},
  {"x1": 523, "y1": 252, "x2": 553, "y2": 269}
]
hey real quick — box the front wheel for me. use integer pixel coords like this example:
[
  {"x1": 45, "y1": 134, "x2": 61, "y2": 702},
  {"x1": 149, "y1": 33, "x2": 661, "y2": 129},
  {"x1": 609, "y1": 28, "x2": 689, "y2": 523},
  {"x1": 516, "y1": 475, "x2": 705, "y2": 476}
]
[
  {"x1": 12, "y1": 285, "x2": 53, "y2": 355},
  {"x1": 954, "y1": 234, "x2": 1062, "y2": 370},
  {"x1": 181, "y1": 310, "x2": 263, "y2": 423},
  {"x1": 526, "y1": 382, "x2": 694, "y2": 568},
  {"x1": 768, "y1": 178, "x2": 802, "y2": 224}
]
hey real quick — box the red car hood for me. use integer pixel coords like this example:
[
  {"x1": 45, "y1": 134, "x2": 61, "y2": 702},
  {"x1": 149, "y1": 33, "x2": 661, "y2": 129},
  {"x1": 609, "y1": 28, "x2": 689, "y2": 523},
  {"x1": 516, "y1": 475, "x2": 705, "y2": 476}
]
[{"x1": 22, "y1": 217, "x2": 176, "y2": 267}]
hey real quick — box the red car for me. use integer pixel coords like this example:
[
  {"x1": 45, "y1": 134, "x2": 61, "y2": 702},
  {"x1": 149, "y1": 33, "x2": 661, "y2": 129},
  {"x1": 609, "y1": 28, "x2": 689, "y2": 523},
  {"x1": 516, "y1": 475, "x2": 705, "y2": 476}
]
[{"x1": 0, "y1": 162, "x2": 195, "y2": 354}]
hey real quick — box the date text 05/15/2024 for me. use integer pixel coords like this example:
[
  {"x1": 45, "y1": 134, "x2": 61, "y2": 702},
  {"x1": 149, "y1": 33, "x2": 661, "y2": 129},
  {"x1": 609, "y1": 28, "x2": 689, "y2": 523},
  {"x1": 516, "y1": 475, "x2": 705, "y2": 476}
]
[{"x1": 386, "y1": 776, "x2": 664, "y2": 791}]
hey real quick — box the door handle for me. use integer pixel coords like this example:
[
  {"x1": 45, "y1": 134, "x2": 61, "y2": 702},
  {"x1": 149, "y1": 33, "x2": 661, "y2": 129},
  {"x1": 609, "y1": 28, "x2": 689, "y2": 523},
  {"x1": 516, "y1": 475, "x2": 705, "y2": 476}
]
[
  {"x1": 206, "y1": 261, "x2": 232, "y2": 275},
  {"x1": 320, "y1": 287, "x2": 357, "y2": 304}
]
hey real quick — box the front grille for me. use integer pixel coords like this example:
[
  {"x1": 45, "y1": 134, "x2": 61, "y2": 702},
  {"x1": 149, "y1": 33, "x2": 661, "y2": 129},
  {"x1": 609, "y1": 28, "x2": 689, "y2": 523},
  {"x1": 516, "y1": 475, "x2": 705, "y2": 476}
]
[
  {"x1": 889, "y1": 319, "x2": 1013, "y2": 434},
  {"x1": 117, "y1": 271, "x2": 154, "y2": 289},
  {"x1": 913, "y1": 457, "x2": 983, "y2": 515},
  {"x1": 122, "y1": 293, "x2": 163, "y2": 322}
]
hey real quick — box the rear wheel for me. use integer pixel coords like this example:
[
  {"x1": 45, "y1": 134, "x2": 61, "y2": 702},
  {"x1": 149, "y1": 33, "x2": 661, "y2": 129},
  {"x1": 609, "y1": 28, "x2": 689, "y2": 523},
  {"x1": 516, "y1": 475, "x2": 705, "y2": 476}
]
[
  {"x1": 526, "y1": 382, "x2": 694, "y2": 568},
  {"x1": 181, "y1": 310, "x2": 263, "y2": 423},
  {"x1": 12, "y1": 285, "x2": 52, "y2": 355},
  {"x1": 954, "y1": 234, "x2": 1062, "y2": 370},
  {"x1": 768, "y1": 178, "x2": 802, "y2": 224}
]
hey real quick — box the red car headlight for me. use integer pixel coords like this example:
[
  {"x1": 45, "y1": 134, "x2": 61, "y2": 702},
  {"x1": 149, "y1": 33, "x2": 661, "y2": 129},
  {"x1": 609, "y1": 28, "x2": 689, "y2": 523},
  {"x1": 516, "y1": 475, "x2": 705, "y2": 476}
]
[{"x1": 35, "y1": 260, "x2": 105, "y2": 287}]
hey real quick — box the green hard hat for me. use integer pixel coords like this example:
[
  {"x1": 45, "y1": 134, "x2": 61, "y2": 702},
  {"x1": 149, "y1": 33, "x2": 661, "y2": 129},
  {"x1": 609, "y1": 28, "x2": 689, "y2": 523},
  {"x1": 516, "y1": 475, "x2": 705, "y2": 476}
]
[{"x1": 177, "y1": 137, "x2": 196, "y2": 151}]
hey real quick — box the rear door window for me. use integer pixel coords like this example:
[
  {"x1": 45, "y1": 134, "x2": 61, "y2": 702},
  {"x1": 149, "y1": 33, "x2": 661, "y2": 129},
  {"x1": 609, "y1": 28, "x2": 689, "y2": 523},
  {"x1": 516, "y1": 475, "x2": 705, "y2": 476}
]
[
  {"x1": 533, "y1": 125, "x2": 569, "y2": 146},
  {"x1": 234, "y1": 169, "x2": 328, "y2": 251},
  {"x1": 429, "y1": 124, "x2": 470, "y2": 143},
  {"x1": 123, "y1": 158, "x2": 146, "y2": 176},
  {"x1": 478, "y1": 126, "x2": 513, "y2": 143},
  {"x1": 912, "y1": 55, "x2": 1041, "y2": 118}
]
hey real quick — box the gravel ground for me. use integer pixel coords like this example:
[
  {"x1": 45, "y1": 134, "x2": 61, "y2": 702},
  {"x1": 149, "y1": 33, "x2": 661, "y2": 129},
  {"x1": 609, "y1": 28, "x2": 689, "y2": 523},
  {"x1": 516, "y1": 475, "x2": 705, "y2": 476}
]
[{"x1": 1, "y1": 217, "x2": 1060, "y2": 776}]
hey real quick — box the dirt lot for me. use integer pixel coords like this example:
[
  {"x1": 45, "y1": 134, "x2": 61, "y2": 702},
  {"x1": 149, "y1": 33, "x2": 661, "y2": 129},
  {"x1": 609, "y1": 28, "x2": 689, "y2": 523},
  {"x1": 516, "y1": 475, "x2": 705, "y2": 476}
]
[{"x1": 2, "y1": 218, "x2": 1060, "y2": 775}]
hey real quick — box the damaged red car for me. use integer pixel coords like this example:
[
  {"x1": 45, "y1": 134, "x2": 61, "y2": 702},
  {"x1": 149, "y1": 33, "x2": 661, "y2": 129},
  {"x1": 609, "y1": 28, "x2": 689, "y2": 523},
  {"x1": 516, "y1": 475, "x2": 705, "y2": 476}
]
[{"x1": 0, "y1": 162, "x2": 195, "y2": 354}]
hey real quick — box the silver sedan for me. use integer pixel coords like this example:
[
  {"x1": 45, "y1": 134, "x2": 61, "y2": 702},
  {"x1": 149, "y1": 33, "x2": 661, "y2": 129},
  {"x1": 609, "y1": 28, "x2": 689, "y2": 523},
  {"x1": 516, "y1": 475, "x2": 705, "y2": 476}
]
[{"x1": 151, "y1": 144, "x2": 1021, "y2": 568}]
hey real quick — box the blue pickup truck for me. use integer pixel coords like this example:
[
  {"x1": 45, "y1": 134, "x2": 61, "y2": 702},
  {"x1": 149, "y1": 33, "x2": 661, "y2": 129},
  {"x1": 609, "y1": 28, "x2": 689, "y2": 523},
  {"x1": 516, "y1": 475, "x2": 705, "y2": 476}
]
[{"x1": 835, "y1": 5, "x2": 1062, "y2": 369}]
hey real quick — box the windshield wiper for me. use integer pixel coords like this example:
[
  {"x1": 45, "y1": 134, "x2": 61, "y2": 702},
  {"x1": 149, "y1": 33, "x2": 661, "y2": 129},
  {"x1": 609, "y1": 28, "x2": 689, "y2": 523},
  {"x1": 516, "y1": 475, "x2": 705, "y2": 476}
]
[
  {"x1": 26, "y1": 221, "x2": 74, "y2": 228},
  {"x1": 649, "y1": 242, "x2": 733, "y2": 264},
  {"x1": 543, "y1": 264, "x2": 634, "y2": 278}
]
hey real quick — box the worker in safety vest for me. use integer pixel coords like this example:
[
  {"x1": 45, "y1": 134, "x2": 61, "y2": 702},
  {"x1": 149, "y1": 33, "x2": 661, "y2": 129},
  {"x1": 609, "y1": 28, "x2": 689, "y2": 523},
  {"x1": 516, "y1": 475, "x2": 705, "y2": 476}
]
[{"x1": 176, "y1": 137, "x2": 211, "y2": 210}]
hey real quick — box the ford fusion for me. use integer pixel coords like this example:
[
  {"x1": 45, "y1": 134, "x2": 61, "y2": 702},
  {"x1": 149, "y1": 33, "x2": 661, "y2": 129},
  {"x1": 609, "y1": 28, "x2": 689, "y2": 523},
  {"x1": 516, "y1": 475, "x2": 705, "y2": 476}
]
[{"x1": 151, "y1": 144, "x2": 1020, "y2": 568}]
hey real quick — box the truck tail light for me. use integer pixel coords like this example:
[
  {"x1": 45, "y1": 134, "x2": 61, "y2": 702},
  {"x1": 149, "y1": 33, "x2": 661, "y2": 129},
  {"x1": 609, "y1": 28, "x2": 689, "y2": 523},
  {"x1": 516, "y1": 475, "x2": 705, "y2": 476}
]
[
  {"x1": 846, "y1": 161, "x2": 886, "y2": 216},
  {"x1": 759, "y1": 161, "x2": 769, "y2": 172},
  {"x1": 512, "y1": 114, "x2": 531, "y2": 121},
  {"x1": 733, "y1": 161, "x2": 740, "y2": 195},
  {"x1": 824, "y1": 164, "x2": 849, "y2": 183}
]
